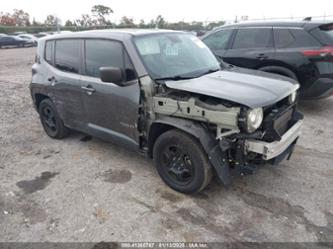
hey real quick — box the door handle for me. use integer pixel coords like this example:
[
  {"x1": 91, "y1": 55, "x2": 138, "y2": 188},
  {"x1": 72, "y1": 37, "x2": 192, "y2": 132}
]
[
  {"x1": 256, "y1": 54, "x2": 268, "y2": 60},
  {"x1": 81, "y1": 86, "x2": 96, "y2": 94}
]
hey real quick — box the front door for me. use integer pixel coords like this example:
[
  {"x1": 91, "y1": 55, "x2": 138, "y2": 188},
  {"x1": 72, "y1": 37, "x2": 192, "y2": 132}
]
[
  {"x1": 223, "y1": 28, "x2": 275, "y2": 69},
  {"x1": 80, "y1": 39, "x2": 140, "y2": 149}
]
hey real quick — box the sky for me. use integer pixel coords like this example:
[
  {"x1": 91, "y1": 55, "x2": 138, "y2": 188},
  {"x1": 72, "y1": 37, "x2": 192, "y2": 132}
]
[{"x1": 1, "y1": 0, "x2": 332, "y2": 24}]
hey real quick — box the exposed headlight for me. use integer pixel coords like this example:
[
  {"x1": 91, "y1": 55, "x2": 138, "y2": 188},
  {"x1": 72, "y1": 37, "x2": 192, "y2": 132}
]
[
  {"x1": 288, "y1": 91, "x2": 297, "y2": 104},
  {"x1": 247, "y1": 108, "x2": 263, "y2": 133}
]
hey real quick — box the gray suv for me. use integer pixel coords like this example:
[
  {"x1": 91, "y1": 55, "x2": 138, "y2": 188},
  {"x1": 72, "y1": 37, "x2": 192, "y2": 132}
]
[{"x1": 30, "y1": 30, "x2": 303, "y2": 193}]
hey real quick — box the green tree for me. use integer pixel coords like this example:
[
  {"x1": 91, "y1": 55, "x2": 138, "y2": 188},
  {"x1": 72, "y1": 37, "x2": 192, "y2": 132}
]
[
  {"x1": 44, "y1": 15, "x2": 57, "y2": 26},
  {"x1": 155, "y1": 15, "x2": 166, "y2": 29},
  {"x1": 205, "y1": 20, "x2": 225, "y2": 31},
  {"x1": 118, "y1": 16, "x2": 135, "y2": 28},
  {"x1": 12, "y1": 9, "x2": 30, "y2": 26},
  {"x1": 65, "y1": 20, "x2": 75, "y2": 27},
  {"x1": 75, "y1": 14, "x2": 96, "y2": 27},
  {"x1": 91, "y1": 4, "x2": 113, "y2": 25},
  {"x1": 139, "y1": 19, "x2": 146, "y2": 28}
]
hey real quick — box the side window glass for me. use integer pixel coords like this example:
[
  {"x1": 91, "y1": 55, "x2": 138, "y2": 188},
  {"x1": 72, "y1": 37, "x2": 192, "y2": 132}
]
[
  {"x1": 289, "y1": 29, "x2": 321, "y2": 47},
  {"x1": 85, "y1": 39, "x2": 124, "y2": 78},
  {"x1": 45, "y1": 41, "x2": 54, "y2": 65},
  {"x1": 124, "y1": 51, "x2": 137, "y2": 81},
  {"x1": 203, "y1": 29, "x2": 233, "y2": 50},
  {"x1": 232, "y1": 28, "x2": 272, "y2": 49},
  {"x1": 55, "y1": 39, "x2": 80, "y2": 74},
  {"x1": 274, "y1": 29, "x2": 295, "y2": 48}
]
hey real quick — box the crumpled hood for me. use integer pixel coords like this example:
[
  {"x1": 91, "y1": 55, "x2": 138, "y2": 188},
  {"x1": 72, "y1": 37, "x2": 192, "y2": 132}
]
[{"x1": 165, "y1": 69, "x2": 299, "y2": 108}]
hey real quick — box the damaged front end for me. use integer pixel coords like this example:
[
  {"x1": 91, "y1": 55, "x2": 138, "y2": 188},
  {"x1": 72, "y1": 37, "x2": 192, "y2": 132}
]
[{"x1": 147, "y1": 83, "x2": 303, "y2": 185}]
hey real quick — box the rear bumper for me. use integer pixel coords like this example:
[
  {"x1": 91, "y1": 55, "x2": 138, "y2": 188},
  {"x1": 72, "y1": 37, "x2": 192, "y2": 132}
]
[
  {"x1": 245, "y1": 120, "x2": 303, "y2": 160},
  {"x1": 301, "y1": 77, "x2": 333, "y2": 99}
]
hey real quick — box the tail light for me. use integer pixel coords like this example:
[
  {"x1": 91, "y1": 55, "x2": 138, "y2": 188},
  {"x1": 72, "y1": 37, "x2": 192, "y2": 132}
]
[{"x1": 302, "y1": 46, "x2": 333, "y2": 57}]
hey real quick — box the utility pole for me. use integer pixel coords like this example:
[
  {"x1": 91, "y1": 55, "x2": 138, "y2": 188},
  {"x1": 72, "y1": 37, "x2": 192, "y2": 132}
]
[{"x1": 56, "y1": 17, "x2": 61, "y2": 33}]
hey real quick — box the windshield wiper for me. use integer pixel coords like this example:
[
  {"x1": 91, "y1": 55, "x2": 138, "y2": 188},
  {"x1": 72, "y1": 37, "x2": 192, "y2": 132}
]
[{"x1": 155, "y1": 68, "x2": 220, "y2": 82}]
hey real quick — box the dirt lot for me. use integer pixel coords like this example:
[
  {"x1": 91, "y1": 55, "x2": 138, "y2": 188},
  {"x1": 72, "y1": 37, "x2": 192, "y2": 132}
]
[{"x1": 0, "y1": 47, "x2": 333, "y2": 242}]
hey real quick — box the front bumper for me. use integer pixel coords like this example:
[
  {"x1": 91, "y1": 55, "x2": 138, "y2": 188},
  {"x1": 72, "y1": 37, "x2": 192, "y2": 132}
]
[{"x1": 245, "y1": 119, "x2": 303, "y2": 160}]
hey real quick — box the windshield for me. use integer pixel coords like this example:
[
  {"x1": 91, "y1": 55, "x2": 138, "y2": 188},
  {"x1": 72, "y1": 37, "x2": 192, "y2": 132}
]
[{"x1": 133, "y1": 33, "x2": 220, "y2": 79}]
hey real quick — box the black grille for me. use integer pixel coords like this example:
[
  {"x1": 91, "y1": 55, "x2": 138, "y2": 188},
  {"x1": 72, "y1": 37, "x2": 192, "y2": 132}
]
[{"x1": 262, "y1": 105, "x2": 295, "y2": 142}]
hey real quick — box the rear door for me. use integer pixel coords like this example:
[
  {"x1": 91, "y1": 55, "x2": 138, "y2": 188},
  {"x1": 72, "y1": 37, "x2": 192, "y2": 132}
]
[
  {"x1": 202, "y1": 29, "x2": 234, "y2": 58},
  {"x1": 224, "y1": 27, "x2": 275, "y2": 69},
  {"x1": 273, "y1": 28, "x2": 323, "y2": 85},
  {"x1": 80, "y1": 39, "x2": 140, "y2": 149},
  {"x1": 44, "y1": 39, "x2": 86, "y2": 129}
]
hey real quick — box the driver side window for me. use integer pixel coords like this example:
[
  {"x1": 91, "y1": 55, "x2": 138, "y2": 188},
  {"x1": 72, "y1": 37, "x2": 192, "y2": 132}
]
[{"x1": 84, "y1": 39, "x2": 136, "y2": 81}]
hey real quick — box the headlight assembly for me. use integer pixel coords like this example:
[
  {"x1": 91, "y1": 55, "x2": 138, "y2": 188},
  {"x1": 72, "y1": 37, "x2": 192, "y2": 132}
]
[
  {"x1": 247, "y1": 108, "x2": 263, "y2": 133},
  {"x1": 288, "y1": 91, "x2": 297, "y2": 104}
]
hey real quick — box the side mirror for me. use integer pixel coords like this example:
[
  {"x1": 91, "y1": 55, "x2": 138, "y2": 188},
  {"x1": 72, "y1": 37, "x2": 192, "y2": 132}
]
[{"x1": 99, "y1": 67, "x2": 124, "y2": 85}]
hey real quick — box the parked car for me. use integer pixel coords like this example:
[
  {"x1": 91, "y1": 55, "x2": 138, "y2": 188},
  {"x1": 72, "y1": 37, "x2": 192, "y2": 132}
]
[
  {"x1": 202, "y1": 21, "x2": 333, "y2": 99},
  {"x1": 17, "y1": 34, "x2": 38, "y2": 46},
  {"x1": 30, "y1": 30, "x2": 303, "y2": 193},
  {"x1": 0, "y1": 33, "x2": 7, "y2": 38},
  {"x1": 0, "y1": 36, "x2": 34, "y2": 48},
  {"x1": 34, "y1": 32, "x2": 49, "y2": 38}
]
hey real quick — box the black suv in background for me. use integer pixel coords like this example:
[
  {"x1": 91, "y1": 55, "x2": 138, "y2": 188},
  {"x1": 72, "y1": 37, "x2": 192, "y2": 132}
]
[{"x1": 202, "y1": 21, "x2": 333, "y2": 99}]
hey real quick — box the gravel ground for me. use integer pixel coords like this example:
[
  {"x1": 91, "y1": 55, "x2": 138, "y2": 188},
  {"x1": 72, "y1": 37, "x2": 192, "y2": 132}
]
[{"x1": 0, "y1": 47, "x2": 332, "y2": 242}]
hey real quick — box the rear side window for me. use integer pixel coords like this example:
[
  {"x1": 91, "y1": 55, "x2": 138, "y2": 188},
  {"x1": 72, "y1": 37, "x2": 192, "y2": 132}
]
[
  {"x1": 203, "y1": 29, "x2": 233, "y2": 50},
  {"x1": 85, "y1": 39, "x2": 124, "y2": 78},
  {"x1": 45, "y1": 41, "x2": 54, "y2": 64},
  {"x1": 55, "y1": 39, "x2": 80, "y2": 74},
  {"x1": 274, "y1": 28, "x2": 321, "y2": 48},
  {"x1": 289, "y1": 29, "x2": 320, "y2": 47},
  {"x1": 232, "y1": 28, "x2": 272, "y2": 49}
]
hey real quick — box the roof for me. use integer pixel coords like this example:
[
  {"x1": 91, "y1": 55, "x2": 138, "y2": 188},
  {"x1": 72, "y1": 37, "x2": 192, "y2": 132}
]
[
  {"x1": 214, "y1": 20, "x2": 333, "y2": 31},
  {"x1": 42, "y1": 29, "x2": 182, "y2": 41}
]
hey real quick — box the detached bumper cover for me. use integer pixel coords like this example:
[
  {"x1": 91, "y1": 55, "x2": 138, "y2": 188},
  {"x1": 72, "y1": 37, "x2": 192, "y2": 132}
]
[{"x1": 245, "y1": 120, "x2": 303, "y2": 160}]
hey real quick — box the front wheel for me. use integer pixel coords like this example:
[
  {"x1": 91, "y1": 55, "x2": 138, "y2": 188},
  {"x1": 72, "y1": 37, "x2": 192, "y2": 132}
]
[
  {"x1": 38, "y1": 99, "x2": 69, "y2": 139},
  {"x1": 153, "y1": 130, "x2": 213, "y2": 193}
]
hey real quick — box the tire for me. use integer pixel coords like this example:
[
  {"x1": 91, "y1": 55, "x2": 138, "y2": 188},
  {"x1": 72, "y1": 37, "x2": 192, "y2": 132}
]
[
  {"x1": 38, "y1": 98, "x2": 69, "y2": 139},
  {"x1": 153, "y1": 129, "x2": 213, "y2": 193}
]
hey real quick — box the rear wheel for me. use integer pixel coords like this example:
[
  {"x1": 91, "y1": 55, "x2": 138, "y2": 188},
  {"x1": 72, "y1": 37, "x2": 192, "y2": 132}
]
[
  {"x1": 153, "y1": 130, "x2": 212, "y2": 193},
  {"x1": 38, "y1": 99, "x2": 69, "y2": 139}
]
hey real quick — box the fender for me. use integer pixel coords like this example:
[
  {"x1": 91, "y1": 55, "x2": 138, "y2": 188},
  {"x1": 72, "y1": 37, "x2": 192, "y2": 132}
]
[{"x1": 151, "y1": 116, "x2": 231, "y2": 185}]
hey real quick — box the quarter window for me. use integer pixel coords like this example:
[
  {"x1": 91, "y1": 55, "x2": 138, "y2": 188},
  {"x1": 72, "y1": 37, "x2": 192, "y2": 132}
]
[
  {"x1": 55, "y1": 39, "x2": 80, "y2": 74},
  {"x1": 232, "y1": 28, "x2": 272, "y2": 49},
  {"x1": 45, "y1": 41, "x2": 53, "y2": 64},
  {"x1": 274, "y1": 28, "x2": 321, "y2": 48},
  {"x1": 85, "y1": 39, "x2": 124, "y2": 78},
  {"x1": 289, "y1": 29, "x2": 321, "y2": 47},
  {"x1": 203, "y1": 29, "x2": 233, "y2": 50}
]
